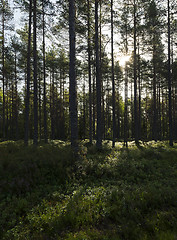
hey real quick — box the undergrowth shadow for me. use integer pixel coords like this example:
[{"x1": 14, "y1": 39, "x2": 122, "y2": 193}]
[{"x1": 1, "y1": 141, "x2": 177, "y2": 239}]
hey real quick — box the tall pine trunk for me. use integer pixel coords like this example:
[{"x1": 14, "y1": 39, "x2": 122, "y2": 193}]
[
  {"x1": 99, "y1": 2, "x2": 105, "y2": 141},
  {"x1": 33, "y1": 0, "x2": 38, "y2": 146},
  {"x1": 93, "y1": 68, "x2": 96, "y2": 139},
  {"x1": 2, "y1": 3, "x2": 5, "y2": 139},
  {"x1": 38, "y1": 74, "x2": 42, "y2": 140},
  {"x1": 168, "y1": 0, "x2": 173, "y2": 146},
  {"x1": 124, "y1": 62, "x2": 128, "y2": 147},
  {"x1": 42, "y1": 0, "x2": 48, "y2": 143},
  {"x1": 133, "y1": 0, "x2": 138, "y2": 144},
  {"x1": 152, "y1": 43, "x2": 157, "y2": 141},
  {"x1": 95, "y1": 0, "x2": 102, "y2": 149},
  {"x1": 87, "y1": 0, "x2": 92, "y2": 144},
  {"x1": 14, "y1": 50, "x2": 18, "y2": 139},
  {"x1": 111, "y1": 0, "x2": 116, "y2": 147},
  {"x1": 137, "y1": 38, "x2": 141, "y2": 140},
  {"x1": 24, "y1": 0, "x2": 32, "y2": 146},
  {"x1": 69, "y1": 0, "x2": 78, "y2": 152}
]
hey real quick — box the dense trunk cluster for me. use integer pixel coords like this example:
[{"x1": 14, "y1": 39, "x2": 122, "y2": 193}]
[{"x1": 0, "y1": 0, "x2": 177, "y2": 148}]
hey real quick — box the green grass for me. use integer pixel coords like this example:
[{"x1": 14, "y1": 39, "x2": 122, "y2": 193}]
[{"x1": 0, "y1": 140, "x2": 177, "y2": 239}]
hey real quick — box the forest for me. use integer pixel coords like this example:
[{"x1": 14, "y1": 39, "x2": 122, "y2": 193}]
[
  {"x1": 0, "y1": 0, "x2": 176, "y2": 147},
  {"x1": 0, "y1": 0, "x2": 177, "y2": 239}
]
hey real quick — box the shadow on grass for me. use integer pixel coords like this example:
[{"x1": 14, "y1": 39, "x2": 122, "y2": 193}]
[
  {"x1": 0, "y1": 141, "x2": 78, "y2": 238},
  {"x1": 1, "y1": 140, "x2": 177, "y2": 239}
]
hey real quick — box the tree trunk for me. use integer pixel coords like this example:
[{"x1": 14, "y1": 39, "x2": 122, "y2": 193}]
[
  {"x1": 2, "y1": 4, "x2": 5, "y2": 139},
  {"x1": 69, "y1": 0, "x2": 78, "y2": 152},
  {"x1": 99, "y1": 1, "x2": 104, "y2": 141},
  {"x1": 111, "y1": 0, "x2": 116, "y2": 147},
  {"x1": 168, "y1": 0, "x2": 173, "y2": 146},
  {"x1": 152, "y1": 43, "x2": 157, "y2": 141},
  {"x1": 137, "y1": 38, "x2": 141, "y2": 140},
  {"x1": 124, "y1": 62, "x2": 128, "y2": 147},
  {"x1": 51, "y1": 68, "x2": 55, "y2": 139},
  {"x1": 33, "y1": 0, "x2": 38, "y2": 146},
  {"x1": 24, "y1": 0, "x2": 32, "y2": 145},
  {"x1": 95, "y1": 0, "x2": 102, "y2": 149},
  {"x1": 133, "y1": 0, "x2": 138, "y2": 144},
  {"x1": 87, "y1": 0, "x2": 92, "y2": 144},
  {"x1": 38, "y1": 74, "x2": 42, "y2": 141},
  {"x1": 42, "y1": 0, "x2": 48, "y2": 143},
  {"x1": 14, "y1": 50, "x2": 18, "y2": 139},
  {"x1": 93, "y1": 67, "x2": 96, "y2": 139}
]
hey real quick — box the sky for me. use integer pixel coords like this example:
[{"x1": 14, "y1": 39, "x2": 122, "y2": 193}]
[{"x1": 10, "y1": 0, "x2": 126, "y2": 63}]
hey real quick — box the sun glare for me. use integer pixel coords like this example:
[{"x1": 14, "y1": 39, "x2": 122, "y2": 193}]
[{"x1": 119, "y1": 55, "x2": 131, "y2": 67}]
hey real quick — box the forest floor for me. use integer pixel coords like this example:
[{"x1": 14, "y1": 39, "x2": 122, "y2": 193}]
[{"x1": 0, "y1": 140, "x2": 177, "y2": 240}]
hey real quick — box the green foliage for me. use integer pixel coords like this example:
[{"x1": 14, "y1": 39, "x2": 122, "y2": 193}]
[
  {"x1": 1, "y1": 141, "x2": 177, "y2": 239},
  {"x1": 0, "y1": 141, "x2": 74, "y2": 196}
]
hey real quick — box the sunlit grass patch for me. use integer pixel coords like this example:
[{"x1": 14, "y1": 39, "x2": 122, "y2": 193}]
[{"x1": 5, "y1": 187, "x2": 108, "y2": 239}]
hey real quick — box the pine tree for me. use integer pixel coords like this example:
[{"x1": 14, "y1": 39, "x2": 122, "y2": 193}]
[
  {"x1": 24, "y1": 0, "x2": 32, "y2": 146},
  {"x1": 95, "y1": 0, "x2": 102, "y2": 149},
  {"x1": 87, "y1": 0, "x2": 93, "y2": 144},
  {"x1": 167, "y1": 0, "x2": 173, "y2": 146},
  {"x1": 111, "y1": 0, "x2": 116, "y2": 147},
  {"x1": 69, "y1": 0, "x2": 78, "y2": 152},
  {"x1": 33, "y1": 0, "x2": 38, "y2": 146},
  {"x1": 0, "y1": 0, "x2": 13, "y2": 139}
]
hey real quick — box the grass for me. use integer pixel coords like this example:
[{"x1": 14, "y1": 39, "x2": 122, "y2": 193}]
[{"x1": 0, "y1": 140, "x2": 177, "y2": 239}]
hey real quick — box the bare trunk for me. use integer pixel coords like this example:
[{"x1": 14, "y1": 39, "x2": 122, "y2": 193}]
[
  {"x1": 24, "y1": 0, "x2": 32, "y2": 145},
  {"x1": 33, "y1": 0, "x2": 38, "y2": 146},
  {"x1": 168, "y1": 0, "x2": 173, "y2": 146},
  {"x1": 111, "y1": 0, "x2": 116, "y2": 147},
  {"x1": 42, "y1": 1, "x2": 48, "y2": 143},
  {"x1": 134, "y1": 1, "x2": 138, "y2": 144},
  {"x1": 2, "y1": 5, "x2": 5, "y2": 139},
  {"x1": 95, "y1": 0, "x2": 102, "y2": 149},
  {"x1": 69, "y1": 0, "x2": 78, "y2": 152},
  {"x1": 87, "y1": 0, "x2": 92, "y2": 144}
]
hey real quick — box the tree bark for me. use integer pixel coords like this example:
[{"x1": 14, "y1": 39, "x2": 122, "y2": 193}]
[
  {"x1": 69, "y1": 0, "x2": 78, "y2": 152},
  {"x1": 111, "y1": 0, "x2": 116, "y2": 147},
  {"x1": 133, "y1": 0, "x2": 138, "y2": 144},
  {"x1": 24, "y1": 0, "x2": 32, "y2": 146},
  {"x1": 2, "y1": 3, "x2": 5, "y2": 139},
  {"x1": 168, "y1": 0, "x2": 173, "y2": 146},
  {"x1": 14, "y1": 50, "x2": 18, "y2": 140},
  {"x1": 42, "y1": 0, "x2": 48, "y2": 143},
  {"x1": 33, "y1": 0, "x2": 38, "y2": 146},
  {"x1": 95, "y1": 0, "x2": 102, "y2": 149},
  {"x1": 87, "y1": 0, "x2": 92, "y2": 144}
]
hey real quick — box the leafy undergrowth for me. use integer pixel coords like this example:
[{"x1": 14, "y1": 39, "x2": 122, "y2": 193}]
[{"x1": 0, "y1": 140, "x2": 177, "y2": 240}]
